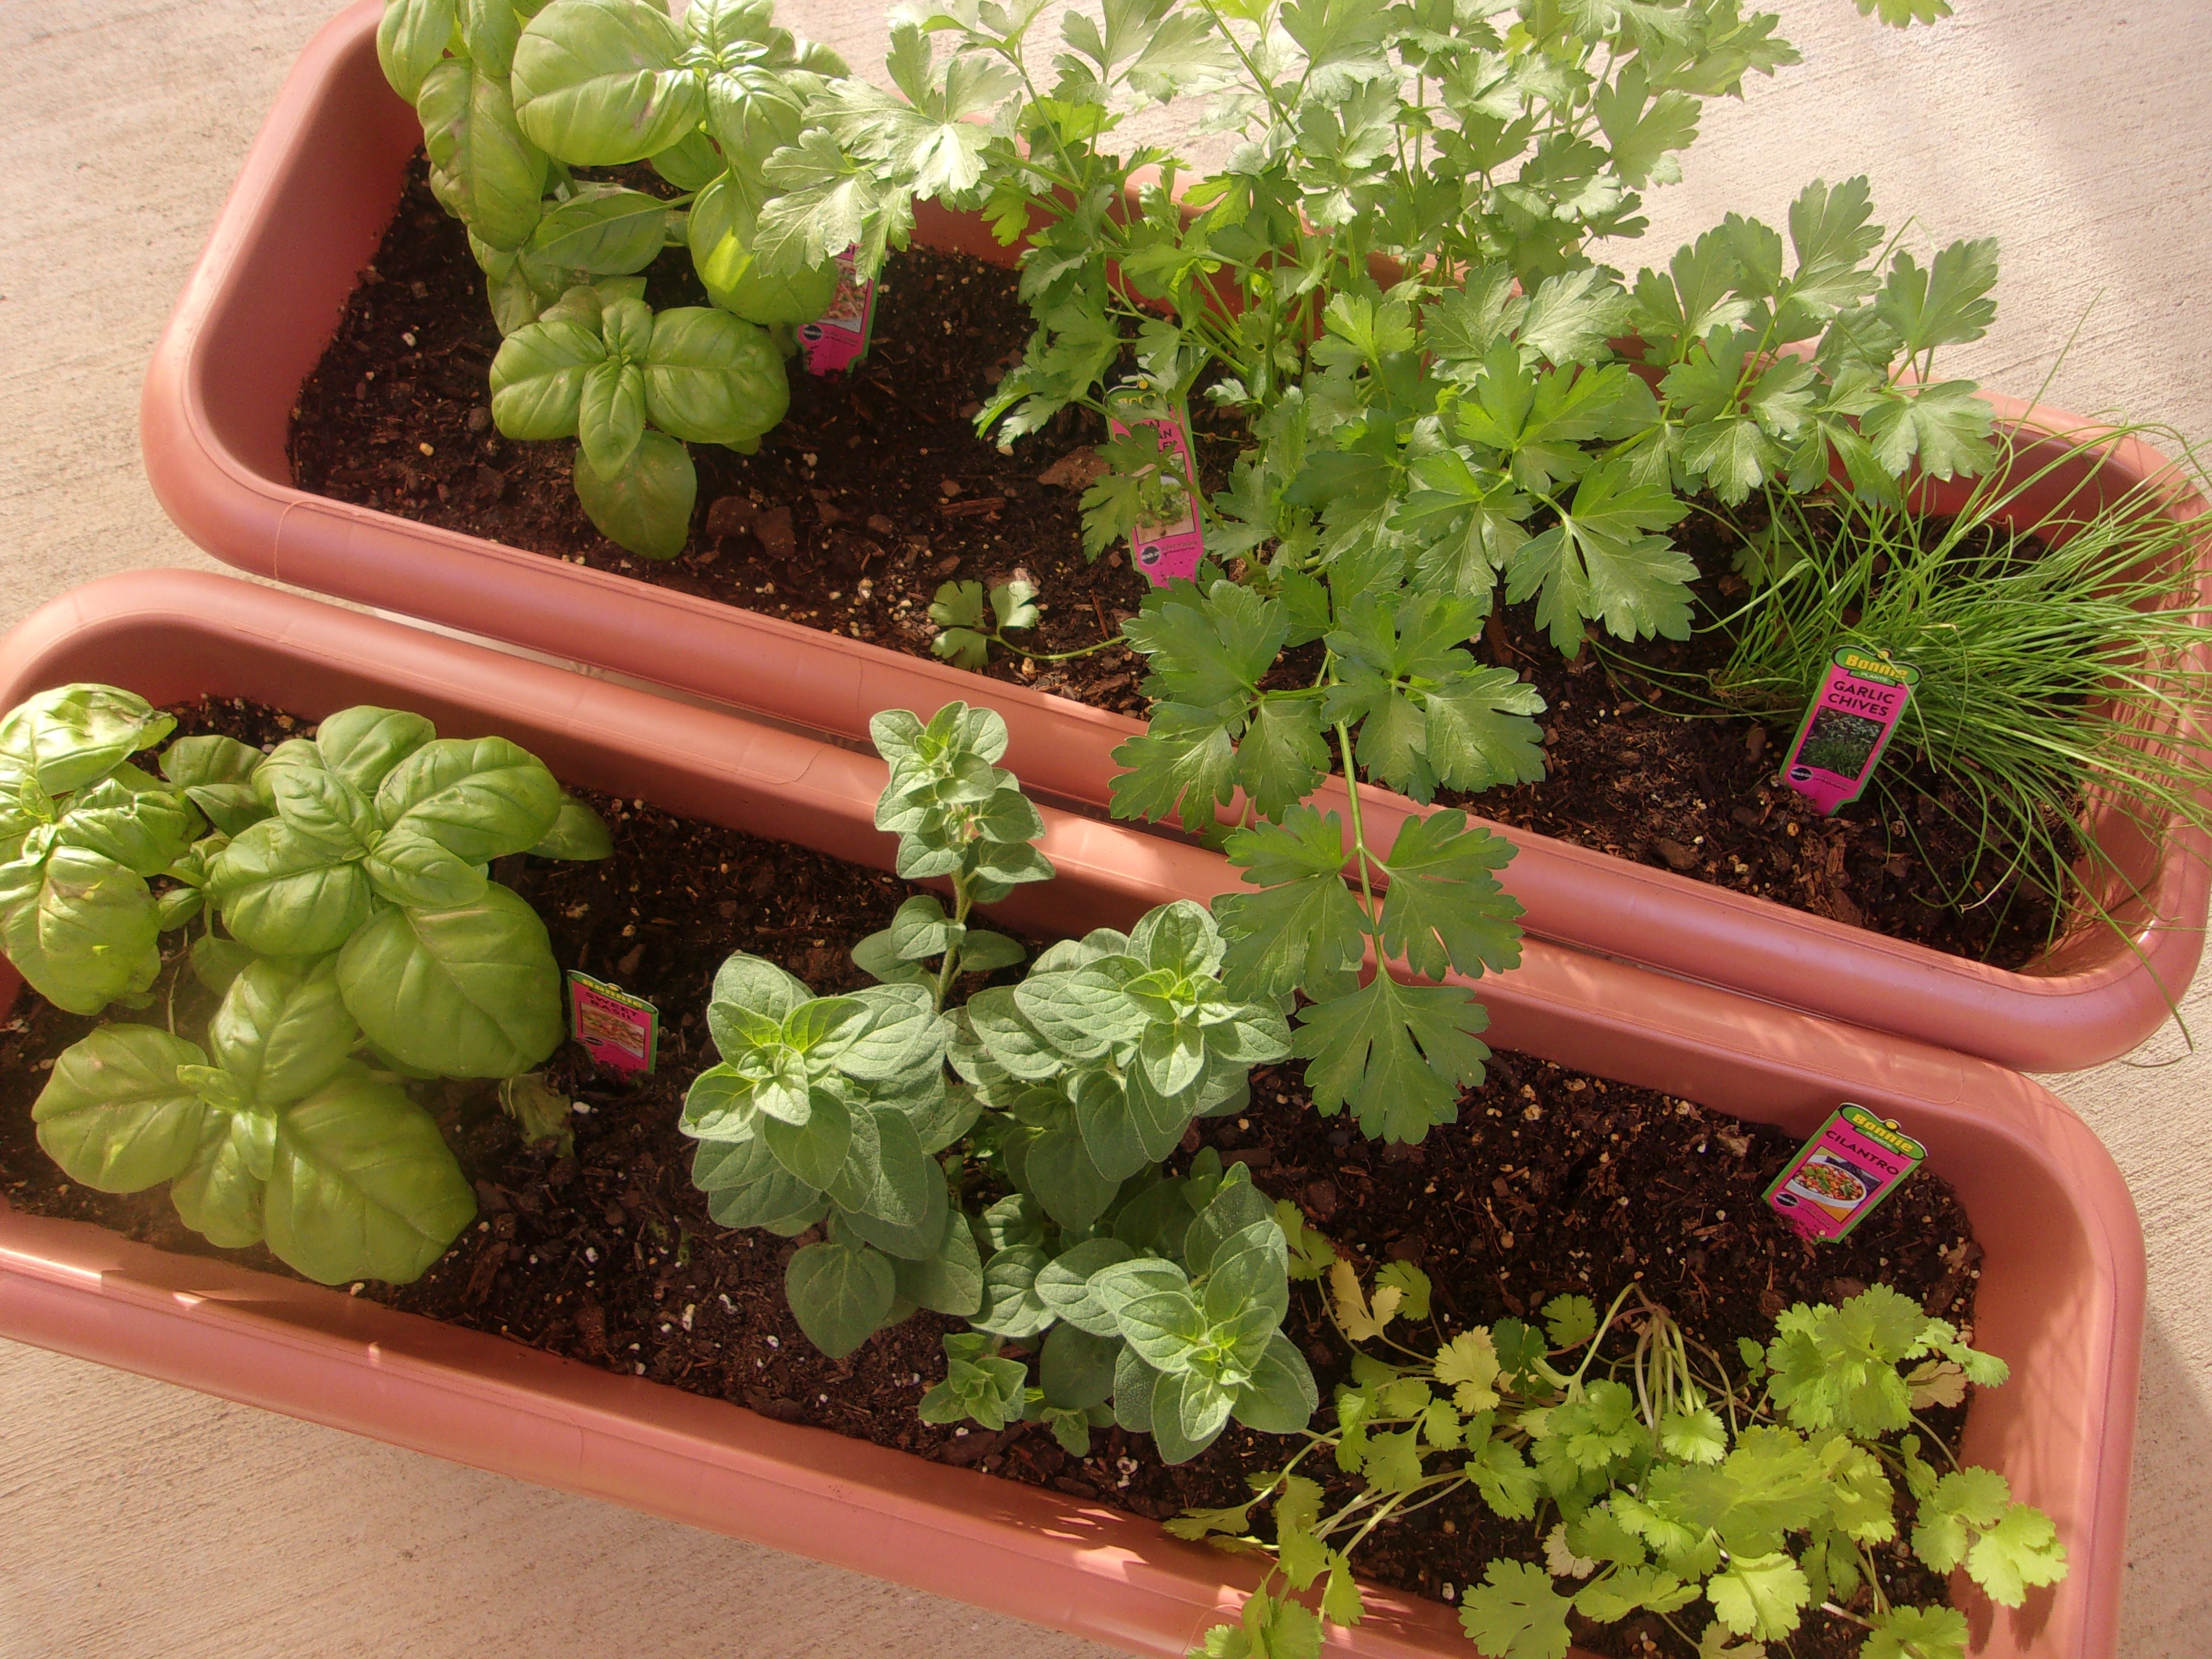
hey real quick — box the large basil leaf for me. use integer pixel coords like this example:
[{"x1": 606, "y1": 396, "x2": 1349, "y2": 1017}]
[
  {"x1": 649, "y1": 127, "x2": 725, "y2": 190},
  {"x1": 642, "y1": 306, "x2": 790, "y2": 447},
  {"x1": 573, "y1": 429, "x2": 696, "y2": 560},
  {"x1": 265, "y1": 1073, "x2": 477, "y2": 1284},
  {"x1": 171, "y1": 1111, "x2": 270, "y2": 1248},
  {"x1": 375, "y1": 737, "x2": 564, "y2": 862},
  {"x1": 689, "y1": 173, "x2": 837, "y2": 325},
  {"x1": 513, "y1": 0, "x2": 704, "y2": 164},
  {"x1": 336, "y1": 881, "x2": 564, "y2": 1077},
  {"x1": 55, "y1": 767, "x2": 201, "y2": 878},
  {"x1": 459, "y1": 0, "x2": 522, "y2": 77},
  {"x1": 0, "y1": 684, "x2": 174, "y2": 802},
  {"x1": 161, "y1": 734, "x2": 269, "y2": 837},
  {"x1": 267, "y1": 764, "x2": 379, "y2": 856},
  {"x1": 0, "y1": 842, "x2": 162, "y2": 1014},
  {"x1": 207, "y1": 958, "x2": 360, "y2": 1109},
  {"x1": 361, "y1": 830, "x2": 491, "y2": 910},
  {"x1": 579, "y1": 357, "x2": 648, "y2": 476},
  {"x1": 518, "y1": 190, "x2": 670, "y2": 297},
  {"x1": 418, "y1": 60, "x2": 548, "y2": 252},
  {"x1": 785, "y1": 1238, "x2": 895, "y2": 1358},
  {"x1": 472, "y1": 232, "x2": 546, "y2": 335},
  {"x1": 702, "y1": 61, "x2": 804, "y2": 169},
  {"x1": 314, "y1": 706, "x2": 437, "y2": 793},
  {"x1": 528, "y1": 794, "x2": 614, "y2": 859},
  {"x1": 32, "y1": 1024, "x2": 209, "y2": 1191},
  {"x1": 207, "y1": 819, "x2": 373, "y2": 957},
  {"x1": 377, "y1": 0, "x2": 457, "y2": 102},
  {"x1": 490, "y1": 318, "x2": 606, "y2": 439}
]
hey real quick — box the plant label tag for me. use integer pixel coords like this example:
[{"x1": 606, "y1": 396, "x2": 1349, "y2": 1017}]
[
  {"x1": 798, "y1": 246, "x2": 877, "y2": 377},
  {"x1": 1763, "y1": 1104, "x2": 1925, "y2": 1241},
  {"x1": 1106, "y1": 398, "x2": 1204, "y2": 587},
  {"x1": 567, "y1": 970, "x2": 658, "y2": 1075},
  {"x1": 1779, "y1": 646, "x2": 1918, "y2": 814}
]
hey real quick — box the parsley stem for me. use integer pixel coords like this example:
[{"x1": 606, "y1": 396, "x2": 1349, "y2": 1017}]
[{"x1": 1332, "y1": 720, "x2": 1378, "y2": 914}]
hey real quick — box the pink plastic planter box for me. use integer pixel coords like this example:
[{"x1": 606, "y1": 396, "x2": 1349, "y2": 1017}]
[
  {"x1": 140, "y1": 1, "x2": 2212, "y2": 1074},
  {"x1": 0, "y1": 573, "x2": 2144, "y2": 1658}
]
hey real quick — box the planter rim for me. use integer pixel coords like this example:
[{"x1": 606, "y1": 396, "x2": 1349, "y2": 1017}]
[
  {"x1": 0, "y1": 570, "x2": 2145, "y2": 1659},
  {"x1": 139, "y1": 0, "x2": 2212, "y2": 1072}
]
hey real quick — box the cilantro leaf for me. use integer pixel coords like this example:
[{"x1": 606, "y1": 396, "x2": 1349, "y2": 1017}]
[
  {"x1": 1458, "y1": 1559, "x2": 1572, "y2": 1659},
  {"x1": 1865, "y1": 1605, "x2": 1969, "y2": 1659},
  {"x1": 1706, "y1": 1551, "x2": 1810, "y2": 1640}
]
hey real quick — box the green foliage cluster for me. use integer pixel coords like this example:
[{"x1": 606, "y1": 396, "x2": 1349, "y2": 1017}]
[
  {"x1": 1179, "y1": 1265, "x2": 2065, "y2": 1659},
  {"x1": 374, "y1": 0, "x2": 858, "y2": 556},
  {"x1": 1660, "y1": 442, "x2": 2212, "y2": 952},
  {"x1": 682, "y1": 701, "x2": 1312, "y2": 1458},
  {"x1": 6, "y1": 685, "x2": 611, "y2": 1285},
  {"x1": 735, "y1": 0, "x2": 1994, "y2": 1151}
]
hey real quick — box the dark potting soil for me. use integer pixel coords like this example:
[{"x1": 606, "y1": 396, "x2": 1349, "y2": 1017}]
[
  {"x1": 288, "y1": 153, "x2": 2072, "y2": 970},
  {"x1": 0, "y1": 697, "x2": 1986, "y2": 1659}
]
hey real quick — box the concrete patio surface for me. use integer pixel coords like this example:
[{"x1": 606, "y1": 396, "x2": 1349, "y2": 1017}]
[{"x1": 1, "y1": 0, "x2": 2208, "y2": 1653}]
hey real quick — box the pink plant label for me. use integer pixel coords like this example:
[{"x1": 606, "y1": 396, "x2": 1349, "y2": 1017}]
[
  {"x1": 1107, "y1": 402, "x2": 1204, "y2": 587},
  {"x1": 1778, "y1": 645, "x2": 1919, "y2": 814},
  {"x1": 1763, "y1": 1104, "x2": 1926, "y2": 1242},
  {"x1": 567, "y1": 970, "x2": 659, "y2": 1075},
  {"x1": 798, "y1": 246, "x2": 877, "y2": 376}
]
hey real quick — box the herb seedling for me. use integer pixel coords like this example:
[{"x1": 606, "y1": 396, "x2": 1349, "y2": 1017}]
[
  {"x1": 1181, "y1": 1263, "x2": 2064, "y2": 1659},
  {"x1": 374, "y1": 0, "x2": 856, "y2": 556},
  {"x1": 682, "y1": 702, "x2": 1315, "y2": 1455},
  {"x1": 6, "y1": 685, "x2": 614, "y2": 1284}
]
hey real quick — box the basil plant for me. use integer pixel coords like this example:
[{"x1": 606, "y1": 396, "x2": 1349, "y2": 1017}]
[
  {"x1": 190, "y1": 703, "x2": 611, "y2": 1079},
  {"x1": 375, "y1": 0, "x2": 855, "y2": 558},
  {"x1": 1, "y1": 685, "x2": 613, "y2": 1285},
  {"x1": 35, "y1": 961, "x2": 478, "y2": 1285},
  {"x1": 490, "y1": 282, "x2": 789, "y2": 558},
  {"x1": 682, "y1": 701, "x2": 1315, "y2": 1460},
  {"x1": 0, "y1": 686, "x2": 198, "y2": 1014}
]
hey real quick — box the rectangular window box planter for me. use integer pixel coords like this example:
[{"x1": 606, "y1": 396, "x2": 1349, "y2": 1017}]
[
  {"x1": 141, "y1": 0, "x2": 2211, "y2": 1073},
  {"x1": 0, "y1": 570, "x2": 2145, "y2": 1658}
]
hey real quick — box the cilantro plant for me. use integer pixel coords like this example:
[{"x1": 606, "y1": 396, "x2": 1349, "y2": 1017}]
[
  {"x1": 373, "y1": 0, "x2": 857, "y2": 556},
  {"x1": 1178, "y1": 1262, "x2": 2064, "y2": 1659},
  {"x1": 5, "y1": 685, "x2": 614, "y2": 1286},
  {"x1": 682, "y1": 701, "x2": 1317, "y2": 1457}
]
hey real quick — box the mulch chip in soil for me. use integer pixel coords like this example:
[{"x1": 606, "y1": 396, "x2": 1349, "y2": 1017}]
[
  {"x1": 0, "y1": 697, "x2": 1991, "y2": 1659},
  {"x1": 289, "y1": 150, "x2": 2080, "y2": 970}
]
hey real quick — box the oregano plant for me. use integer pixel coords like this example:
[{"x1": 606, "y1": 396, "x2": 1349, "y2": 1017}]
[
  {"x1": 4, "y1": 685, "x2": 614, "y2": 1286},
  {"x1": 1177, "y1": 1261, "x2": 2065, "y2": 1659},
  {"x1": 682, "y1": 700, "x2": 1318, "y2": 1457}
]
